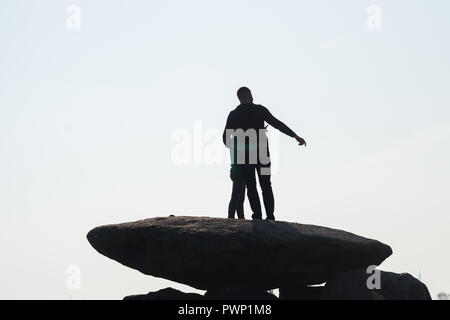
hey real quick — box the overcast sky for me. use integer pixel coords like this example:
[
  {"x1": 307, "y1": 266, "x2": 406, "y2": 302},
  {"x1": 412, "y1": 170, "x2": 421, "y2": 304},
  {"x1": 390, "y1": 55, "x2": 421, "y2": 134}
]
[{"x1": 0, "y1": 0, "x2": 449, "y2": 299}]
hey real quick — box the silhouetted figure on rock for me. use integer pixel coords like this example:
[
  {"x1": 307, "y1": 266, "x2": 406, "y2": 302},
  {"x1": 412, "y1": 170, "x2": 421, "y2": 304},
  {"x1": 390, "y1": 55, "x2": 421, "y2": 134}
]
[{"x1": 223, "y1": 87, "x2": 306, "y2": 220}]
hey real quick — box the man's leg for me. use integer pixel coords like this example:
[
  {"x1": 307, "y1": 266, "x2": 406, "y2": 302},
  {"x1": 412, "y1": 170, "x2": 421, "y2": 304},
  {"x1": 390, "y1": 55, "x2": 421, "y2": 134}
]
[
  {"x1": 257, "y1": 164, "x2": 275, "y2": 220},
  {"x1": 243, "y1": 165, "x2": 262, "y2": 220}
]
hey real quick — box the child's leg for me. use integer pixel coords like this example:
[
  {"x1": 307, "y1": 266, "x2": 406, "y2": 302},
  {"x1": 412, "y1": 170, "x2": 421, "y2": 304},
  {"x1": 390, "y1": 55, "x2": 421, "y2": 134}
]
[
  {"x1": 228, "y1": 170, "x2": 245, "y2": 219},
  {"x1": 236, "y1": 184, "x2": 246, "y2": 219}
]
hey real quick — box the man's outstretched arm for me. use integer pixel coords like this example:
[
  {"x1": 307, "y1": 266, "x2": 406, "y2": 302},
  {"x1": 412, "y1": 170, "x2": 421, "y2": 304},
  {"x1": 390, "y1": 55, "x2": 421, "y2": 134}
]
[{"x1": 262, "y1": 107, "x2": 306, "y2": 146}]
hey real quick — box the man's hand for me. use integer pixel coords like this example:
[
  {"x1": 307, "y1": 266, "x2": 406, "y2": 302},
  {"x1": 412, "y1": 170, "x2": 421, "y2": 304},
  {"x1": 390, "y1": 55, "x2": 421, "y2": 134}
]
[{"x1": 295, "y1": 135, "x2": 306, "y2": 147}]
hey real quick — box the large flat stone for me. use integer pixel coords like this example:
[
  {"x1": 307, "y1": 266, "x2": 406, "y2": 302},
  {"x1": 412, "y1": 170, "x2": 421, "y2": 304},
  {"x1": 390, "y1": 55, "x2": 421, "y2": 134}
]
[
  {"x1": 123, "y1": 288, "x2": 203, "y2": 300},
  {"x1": 87, "y1": 216, "x2": 392, "y2": 290}
]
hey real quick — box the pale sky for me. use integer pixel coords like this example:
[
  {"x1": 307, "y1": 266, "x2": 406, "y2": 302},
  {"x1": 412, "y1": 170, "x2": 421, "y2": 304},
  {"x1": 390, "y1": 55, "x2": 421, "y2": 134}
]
[{"x1": 0, "y1": 0, "x2": 449, "y2": 299}]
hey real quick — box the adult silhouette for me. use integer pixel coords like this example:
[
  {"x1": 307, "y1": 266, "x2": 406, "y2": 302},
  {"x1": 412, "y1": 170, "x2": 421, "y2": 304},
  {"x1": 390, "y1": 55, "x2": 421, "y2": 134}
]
[{"x1": 223, "y1": 87, "x2": 306, "y2": 220}]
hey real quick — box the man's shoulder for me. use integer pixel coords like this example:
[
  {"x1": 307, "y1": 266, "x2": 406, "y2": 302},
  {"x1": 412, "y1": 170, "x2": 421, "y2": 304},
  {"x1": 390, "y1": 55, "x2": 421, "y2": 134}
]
[
  {"x1": 252, "y1": 103, "x2": 267, "y2": 109},
  {"x1": 226, "y1": 106, "x2": 241, "y2": 122},
  {"x1": 252, "y1": 104, "x2": 269, "y2": 114},
  {"x1": 228, "y1": 107, "x2": 237, "y2": 117},
  {"x1": 229, "y1": 104, "x2": 244, "y2": 115},
  {"x1": 229, "y1": 104, "x2": 267, "y2": 115}
]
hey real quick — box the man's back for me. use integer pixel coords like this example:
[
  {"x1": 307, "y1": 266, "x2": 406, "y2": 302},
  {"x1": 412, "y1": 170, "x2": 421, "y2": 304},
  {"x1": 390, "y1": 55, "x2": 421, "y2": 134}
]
[
  {"x1": 223, "y1": 103, "x2": 298, "y2": 167},
  {"x1": 223, "y1": 103, "x2": 297, "y2": 146},
  {"x1": 226, "y1": 103, "x2": 267, "y2": 132}
]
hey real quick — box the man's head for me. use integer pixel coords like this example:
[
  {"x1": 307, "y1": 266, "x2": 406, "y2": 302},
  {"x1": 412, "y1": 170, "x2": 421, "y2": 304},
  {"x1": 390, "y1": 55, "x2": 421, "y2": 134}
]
[{"x1": 237, "y1": 87, "x2": 253, "y2": 104}]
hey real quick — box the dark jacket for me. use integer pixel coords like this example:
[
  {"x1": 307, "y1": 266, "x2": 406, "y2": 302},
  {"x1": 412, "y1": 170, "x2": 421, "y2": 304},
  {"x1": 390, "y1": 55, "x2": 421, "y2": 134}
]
[{"x1": 223, "y1": 103, "x2": 296, "y2": 167}]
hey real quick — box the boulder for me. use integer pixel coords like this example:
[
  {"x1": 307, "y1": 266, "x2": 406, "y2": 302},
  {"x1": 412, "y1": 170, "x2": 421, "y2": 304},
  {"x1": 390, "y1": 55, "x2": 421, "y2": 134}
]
[
  {"x1": 87, "y1": 216, "x2": 392, "y2": 290},
  {"x1": 321, "y1": 269, "x2": 432, "y2": 300},
  {"x1": 123, "y1": 287, "x2": 203, "y2": 300}
]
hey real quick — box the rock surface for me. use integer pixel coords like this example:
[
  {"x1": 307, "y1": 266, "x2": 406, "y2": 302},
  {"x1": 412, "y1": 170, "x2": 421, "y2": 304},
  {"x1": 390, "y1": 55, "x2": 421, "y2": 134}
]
[
  {"x1": 204, "y1": 288, "x2": 278, "y2": 300},
  {"x1": 87, "y1": 216, "x2": 392, "y2": 290},
  {"x1": 123, "y1": 287, "x2": 203, "y2": 300},
  {"x1": 279, "y1": 285, "x2": 324, "y2": 300},
  {"x1": 321, "y1": 269, "x2": 432, "y2": 300}
]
